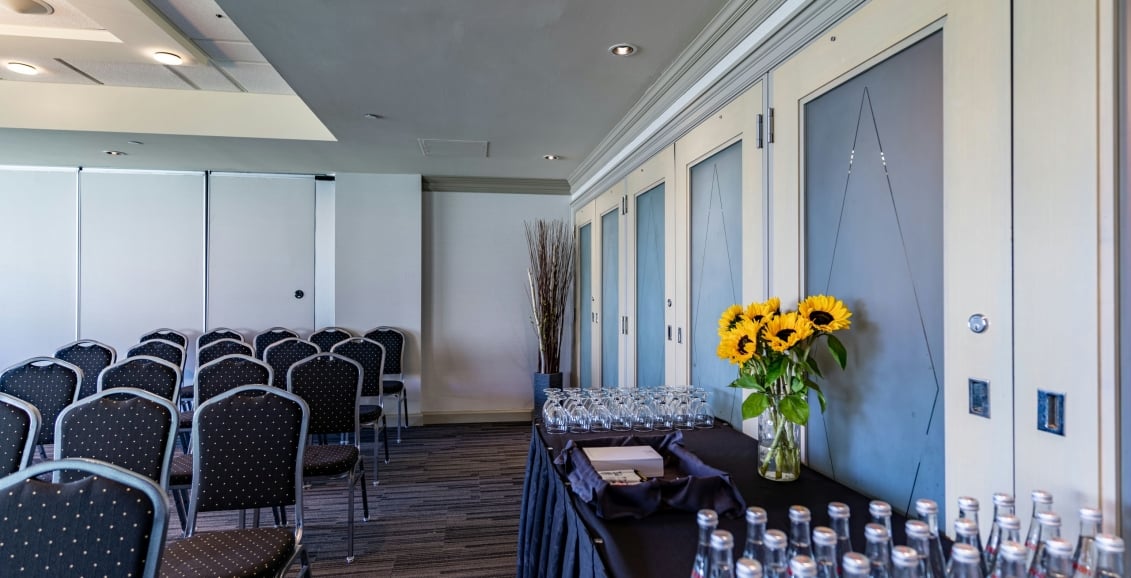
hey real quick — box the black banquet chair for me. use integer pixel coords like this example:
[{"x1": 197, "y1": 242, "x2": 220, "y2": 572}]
[
  {"x1": 196, "y1": 327, "x2": 244, "y2": 352},
  {"x1": 0, "y1": 391, "x2": 40, "y2": 475},
  {"x1": 332, "y1": 337, "x2": 390, "y2": 483},
  {"x1": 54, "y1": 338, "x2": 117, "y2": 400},
  {"x1": 365, "y1": 326, "x2": 409, "y2": 441},
  {"x1": 264, "y1": 337, "x2": 320, "y2": 390},
  {"x1": 0, "y1": 458, "x2": 169, "y2": 578},
  {"x1": 196, "y1": 337, "x2": 253, "y2": 366},
  {"x1": 129, "y1": 339, "x2": 186, "y2": 373},
  {"x1": 309, "y1": 326, "x2": 353, "y2": 353},
  {"x1": 160, "y1": 385, "x2": 312, "y2": 578},
  {"x1": 0, "y1": 356, "x2": 82, "y2": 452},
  {"x1": 254, "y1": 326, "x2": 299, "y2": 359},
  {"x1": 99, "y1": 355, "x2": 182, "y2": 404},
  {"x1": 140, "y1": 328, "x2": 188, "y2": 348}
]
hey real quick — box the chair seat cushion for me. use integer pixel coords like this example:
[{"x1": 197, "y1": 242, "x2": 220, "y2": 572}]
[
  {"x1": 303, "y1": 444, "x2": 359, "y2": 477},
  {"x1": 382, "y1": 380, "x2": 404, "y2": 396},
  {"x1": 169, "y1": 454, "x2": 193, "y2": 487},
  {"x1": 178, "y1": 411, "x2": 193, "y2": 429},
  {"x1": 359, "y1": 405, "x2": 383, "y2": 423},
  {"x1": 161, "y1": 527, "x2": 295, "y2": 578}
]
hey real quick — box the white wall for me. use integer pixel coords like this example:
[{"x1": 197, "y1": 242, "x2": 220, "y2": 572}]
[{"x1": 424, "y1": 191, "x2": 571, "y2": 419}]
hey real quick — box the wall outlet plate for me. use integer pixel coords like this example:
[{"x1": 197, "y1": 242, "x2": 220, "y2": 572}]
[
  {"x1": 1037, "y1": 390, "x2": 1066, "y2": 436},
  {"x1": 968, "y1": 379, "x2": 990, "y2": 418}
]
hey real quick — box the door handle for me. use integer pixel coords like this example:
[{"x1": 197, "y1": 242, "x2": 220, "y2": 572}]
[
  {"x1": 677, "y1": 327, "x2": 683, "y2": 344},
  {"x1": 294, "y1": 290, "x2": 305, "y2": 299}
]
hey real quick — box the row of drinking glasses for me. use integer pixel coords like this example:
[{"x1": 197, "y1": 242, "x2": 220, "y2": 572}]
[{"x1": 542, "y1": 386, "x2": 715, "y2": 434}]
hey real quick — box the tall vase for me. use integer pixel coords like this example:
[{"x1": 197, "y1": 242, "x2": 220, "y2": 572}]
[{"x1": 758, "y1": 404, "x2": 801, "y2": 482}]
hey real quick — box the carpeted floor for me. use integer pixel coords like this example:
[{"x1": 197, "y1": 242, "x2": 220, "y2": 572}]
[{"x1": 167, "y1": 422, "x2": 532, "y2": 577}]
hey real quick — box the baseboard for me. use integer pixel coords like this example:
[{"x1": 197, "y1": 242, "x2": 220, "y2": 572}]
[{"x1": 423, "y1": 410, "x2": 533, "y2": 425}]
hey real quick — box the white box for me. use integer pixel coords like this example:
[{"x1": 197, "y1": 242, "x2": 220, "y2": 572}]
[{"x1": 583, "y1": 445, "x2": 665, "y2": 478}]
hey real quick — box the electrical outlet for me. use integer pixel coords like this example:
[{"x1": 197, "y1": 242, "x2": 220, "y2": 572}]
[
  {"x1": 968, "y1": 379, "x2": 990, "y2": 418},
  {"x1": 1037, "y1": 390, "x2": 1065, "y2": 436}
]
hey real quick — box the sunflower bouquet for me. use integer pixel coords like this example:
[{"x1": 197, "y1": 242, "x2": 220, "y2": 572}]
[{"x1": 716, "y1": 295, "x2": 852, "y2": 481}]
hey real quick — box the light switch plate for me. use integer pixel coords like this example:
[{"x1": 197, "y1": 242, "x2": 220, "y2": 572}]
[
  {"x1": 1037, "y1": 390, "x2": 1066, "y2": 436},
  {"x1": 968, "y1": 379, "x2": 990, "y2": 418}
]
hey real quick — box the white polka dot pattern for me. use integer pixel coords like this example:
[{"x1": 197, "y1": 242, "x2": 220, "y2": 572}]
[
  {"x1": 309, "y1": 327, "x2": 352, "y2": 353},
  {"x1": 253, "y1": 328, "x2": 299, "y2": 360},
  {"x1": 196, "y1": 329, "x2": 243, "y2": 350},
  {"x1": 331, "y1": 339, "x2": 384, "y2": 397},
  {"x1": 56, "y1": 394, "x2": 175, "y2": 486},
  {"x1": 264, "y1": 339, "x2": 319, "y2": 390},
  {"x1": 0, "y1": 359, "x2": 80, "y2": 445},
  {"x1": 139, "y1": 329, "x2": 187, "y2": 348},
  {"x1": 193, "y1": 356, "x2": 271, "y2": 406},
  {"x1": 54, "y1": 341, "x2": 115, "y2": 400},
  {"x1": 0, "y1": 397, "x2": 33, "y2": 476},
  {"x1": 196, "y1": 339, "x2": 253, "y2": 366},
  {"x1": 364, "y1": 327, "x2": 404, "y2": 375},
  {"x1": 99, "y1": 358, "x2": 180, "y2": 403},
  {"x1": 127, "y1": 341, "x2": 184, "y2": 371},
  {"x1": 160, "y1": 527, "x2": 295, "y2": 578},
  {"x1": 287, "y1": 354, "x2": 360, "y2": 436}
]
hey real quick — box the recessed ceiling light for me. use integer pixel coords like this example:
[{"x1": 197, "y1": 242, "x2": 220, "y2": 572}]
[
  {"x1": 608, "y1": 43, "x2": 637, "y2": 57},
  {"x1": 127, "y1": 140, "x2": 143, "y2": 145},
  {"x1": 5, "y1": 62, "x2": 38, "y2": 76},
  {"x1": 363, "y1": 113, "x2": 384, "y2": 120},
  {"x1": 153, "y1": 52, "x2": 183, "y2": 66},
  {"x1": 104, "y1": 150, "x2": 127, "y2": 156},
  {"x1": 543, "y1": 154, "x2": 562, "y2": 161}
]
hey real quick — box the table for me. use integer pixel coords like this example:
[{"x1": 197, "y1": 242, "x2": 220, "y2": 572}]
[{"x1": 517, "y1": 422, "x2": 919, "y2": 578}]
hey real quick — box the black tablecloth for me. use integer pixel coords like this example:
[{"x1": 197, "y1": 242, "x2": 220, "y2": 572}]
[{"x1": 517, "y1": 422, "x2": 919, "y2": 578}]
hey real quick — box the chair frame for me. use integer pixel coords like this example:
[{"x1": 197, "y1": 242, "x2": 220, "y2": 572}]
[
  {"x1": 97, "y1": 355, "x2": 183, "y2": 405},
  {"x1": 0, "y1": 391, "x2": 41, "y2": 474},
  {"x1": 264, "y1": 337, "x2": 321, "y2": 389},
  {"x1": 332, "y1": 337, "x2": 390, "y2": 485},
  {"x1": 309, "y1": 326, "x2": 354, "y2": 351},
  {"x1": 197, "y1": 337, "x2": 254, "y2": 365},
  {"x1": 127, "y1": 339, "x2": 187, "y2": 372},
  {"x1": 55, "y1": 338, "x2": 118, "y2": 365},
  {"x1": 54, "y1": 387, "x2": 178, "y2": 490},
  {"x1": 254, "y1": 327, "x2": 300, "y2": 359},
  {"x1": 193, "y1": 354, "x2": 275, "y2": 408},
  {"x1": 1, "y1": 457, "x2": 168, "y2": 578},
  {"x1": 139, "y1": 327, "x2": 188, "y2": 348},
  {"x1": 0, "y1": 356, "x2": 83, "y2": 451},
  {"x1": 366, "y1": 326, "x2": 409, "y2": 441},
  {"x1": 196, "y1": 327, "x2": 245, "y2": 353}
]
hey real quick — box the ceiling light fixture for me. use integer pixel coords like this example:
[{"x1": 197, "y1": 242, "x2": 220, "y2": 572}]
[
  {"x1": 103, "y1": 150, "x2": 127, "y2": 156},
  {"x1": 153, "y1": 52, "x2": 183, "y2": 66},
  {"x1": 5, "y1": 61, "x2": 38, "y2": 75},
  {"x1": 608, "y1": 43, "x2": 637, "y2": 57},
  {"x1": 543, "y1": 154, "x2": 562, "y2": 161},
  {"x1": 0, "y1": 0, "x2": 54, "y2": 15}
]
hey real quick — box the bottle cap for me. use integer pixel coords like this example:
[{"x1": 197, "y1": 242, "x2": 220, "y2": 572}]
[
  {"x1": 951, "y1": 543, "x2": 980, "y2": 564},
  {"x1": 1031, "y1": 490, "x2": 1053, "y2": 504},
  {"x1": 711, "y1": 530, "x2": 735, "y2": 550},
  {"x1": 1096, "y1": 534, "x2": 1126, "y2": 553},
  {"x1": 892, "y1": 546, "x2": 920, "y2": 568},
  {"x1": 790, "y1": 505, "x2": 812, "y2": 522},
  {"x1": 764, "y1": 529, "x2": 788, "y2": 549},
  {"x1": 1036, "y1": 511, "x2": 1061, "y2": 528},
  {"x1": 997, "y1": 514, "x2": 1021, "y2": 530},
  {"x1": 790, "y1": 555, "x2": 818, "y2": 578},
  {"x1": 746, "y1": 507, "x2": 768, "y2": 524},
  {"x1": 843, "y1": 553, "x2": 870, "y2": 575},
  {"x1": 915, "y1": 498, "x2": 938, "y2": 516},
  {"x1": 958, "y1": 496, "x2": 980, "y2": 512},
  {"x1": 955, "y1": 518, "x2": 979, "y2": 537},
  {"x1": 993, "y1": 493, "x2": 1015, "y2": 507},
  {"x1": 1079, "y1": 507, "x2": 1103, "y2": 522},
  {"x1": 1045, "y1": 537, "x2": 1073, "y2": 557},
  {"x1": 869, "y1": 500, "x2": 892, "y2": 518},
  {"x1": 736, "y1": 558, "x2": 764, "y2": 578},
  {"x1": 698, "y1": 509, "x2": 719, "y2": 527},
  {"x1": 865, "y1": 523, "x2": 889, "y2": 542},
  {"x1": 905, "y1": 520, "x2": 930, "y2": 538},
  {"x1": 813, "y1": 526, "x2": 838, "y2": 546},
  {"x1": 1000, "y1": 541, "x2": 1028, "y2": 562},
  {"x1": 828, "y1": 502, "x2": 850, "y2": 519}
]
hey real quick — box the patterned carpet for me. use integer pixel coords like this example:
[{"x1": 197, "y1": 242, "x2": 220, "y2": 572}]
[{"x1": 167, "y1": 422, "x2": 532, "y2": 577}]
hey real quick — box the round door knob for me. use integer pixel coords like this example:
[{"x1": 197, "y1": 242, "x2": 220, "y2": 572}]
[
  {"x1": 968, "y1": 314, "x2": 988, "y2": 333},
  {"x1": 294, "y1": 290, "x2": 305, "y2": 299}
]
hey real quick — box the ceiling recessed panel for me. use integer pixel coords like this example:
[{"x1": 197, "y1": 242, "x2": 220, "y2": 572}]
[
  {"x1": 172, "y1": 63, "x2": 239, "y2": 91},
  {"x1": 149, "y1": 0, "x2": 245, "y2": 42},
  {"x1": 62, "y1": 60, "x2": 191, "y2": 89},
  {"x1": 215, "y1": 61, "x2": 292, "y2": 94},
  {"x1": 195, "y1": 39, "x2": 264, "y2": 63},
  {"x1": 0, "y1": 0, "x2": 103, "y2": 29}
]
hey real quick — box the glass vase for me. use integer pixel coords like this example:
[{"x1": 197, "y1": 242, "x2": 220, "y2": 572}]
[{"x1": 758, "y1": 404, "x2": 801, "y2": 482}]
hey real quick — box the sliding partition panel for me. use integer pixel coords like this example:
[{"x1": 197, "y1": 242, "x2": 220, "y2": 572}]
[
  {"x1": 0, "y1": 168, "x2": 78, "y2": 364},
  {"x1": 575, "y1": 203, "x2": 596, "y2": 389},
  {"x1": 599, "y1": 207, "x2": 620, "y2": 387},
  {"x1": 79, "y1": 170, "x2": 205, "y2": 358}
]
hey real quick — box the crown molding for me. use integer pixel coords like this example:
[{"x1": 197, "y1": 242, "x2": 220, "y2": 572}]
[{"x1": 422, "y1": 175, "x2": 570, "y2": 195}]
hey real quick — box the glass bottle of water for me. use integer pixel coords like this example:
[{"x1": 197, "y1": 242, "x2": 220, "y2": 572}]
[
  {"x1": 958, "y1": 497, "x2": 987, "y2": 575},
  {"x1": 865, "y1": 523, "x2": 893, "y2": 578},
  {"x1": 956, "y1": 518, "x2": 989, "y2": 577},
  {"x1": 870, "y1": 501, "x2": 895, "y2": 546},
  {"x1": 992, "y1": 541, "x2": 1028, "y2": 578},
  {"x1": 712, "y1": 530, "x2": 737, "y2": 578},
  {"x1": 1024, "y1": 491, "x2": 1055, "y2": 560},
  {"x1": 692, "y1": 509, "x2": 720, "y2": 578},
  {"x1": 915, "y1": 499, "x2": 949, "y2": 578},
  {"x1": 793, "y1": 556, "x2": 820, "y2": 578},
  {"x1": 765, "y1": 530, "x2": 790, "y2": 578},
  {"x1": 1072, "y1": 508, "x2": 1102, "y2": 578},
  {"x1": 830, "y1": 502, "x2": 855, "y2": 570},
  {"x1": 737, "y1": 558, "x2": 764, "y2": 578},
  {"x1": 893, "y1": 546, "x2": 923, "y2": 578},
  {"x1": 790, "y1": 506, "x2": 814, "y2": 560},
  {"x1": 906, "y1": 521, "x2": 936, "y2": 578},
  {"x1": 813, "y1": 527, "x2": 839, "y2": 578},
  {"x1": 1044, "y1": 538, "x2": 1076, "y2": 578},
  {"x1": 844, "y1": 553, "x2": 873, "y2": 578},
  {"x1": 744, "y1": 507, "x2": 768, "y2": 565},
  {"x1": 985, "y1": 495, "x2": 1016, "y2": 574},
  {"x1": 1027, "y1": 512, "x2": 1063, "y2": 578},
  {"x1": 947, "y1": 544, "x2": 984, "y2": 578},
  {"x1": 1092, "y1": 534, "x2": 1125, "y2": 578}
]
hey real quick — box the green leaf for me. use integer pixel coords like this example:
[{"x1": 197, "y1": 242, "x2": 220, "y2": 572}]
[
  {"x1": 826, "y1": 334, "x2": 847, "y2": 369},
  {"x1": 764, "y1": 357, "x2": 787, "y2": 384},
  {"x1": 742, "y1": 392, "x2": 770, "y2": 420},
  {"x1": 790, "y1": 375, "x2": 806, "y2": 393},
  {"x1": 732, "y1": 373, "x2": 762, "y2": 390},
  {"x1": 804, "y1": 355, "x2": 824, "y2": 378},
  {"x1": 808, "y1": 383, "x2": 827, "y2": 413},
  {"x1": 779, "y1": 394, "x2": 810, "y2": 425}
]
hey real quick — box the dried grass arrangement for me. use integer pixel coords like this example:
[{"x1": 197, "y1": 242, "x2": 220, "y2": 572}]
[{"x1": 525, "y1": 219, "x2": 575, "y2": 374}]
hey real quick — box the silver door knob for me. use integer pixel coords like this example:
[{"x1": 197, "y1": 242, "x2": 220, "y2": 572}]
[{"x1": 968, "y1": 314, "x2": 988, "y2": 334}]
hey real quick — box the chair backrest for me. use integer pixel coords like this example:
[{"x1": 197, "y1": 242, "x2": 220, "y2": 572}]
[
  {"x1": 194, "y1": 355, "x2": 274, "y2": 407},
  {"x1": 0, "y1": 458, "x2": 168, "y2": 578},
  {"x1": 98, "y1": 355, "x2": 182, "y2": 403},
  {"x1": 0, "y1": 356, "x2": 82, "y2": 445},
  {"x1": 55, "y1": 339, "x2": 117, "y2": 400},
  {"x1": 54, "y1": 388, "x2": 178, "y2": 489},
  {"x1": 364, "y1": 326, "x2": 404, "y2": 377},
  {"x1": 0, "y1": 392, "x2": 40, "y2": 475},
  {"x1": 264, "y1": 338, "x2": 321, "y2": 389},
  {"x1": 187, "y1": 385, "x2": 308, "y2": 537},
  {"x1": 309, "y1": 326, "x2": 353, "y2": 353},
  {"x1": 197, "y1": 327, "x2": 244, "y2": 351},
  {"x1": 331, "y1": 337, "x2": 385, "y2": 401},
  {"x1": 127, "y1": 338, "x2": 185, "y2": 370},
  {"x1": 139, "y1": 328, "x2": 187, "y2": 348},
  {"x1": 254, "y1": 327, "x2": 300, "y2": 359},
  {"x1": 197, "y1": 337, "x2": 254, "y2": 366},
  {"x1": 287, "y1": 353, "x2": 362, "y2": 438}
]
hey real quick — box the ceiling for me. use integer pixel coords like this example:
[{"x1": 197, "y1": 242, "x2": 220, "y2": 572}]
[{"x1": 0, "y1": 0, "x2": 729, "y2": 181}]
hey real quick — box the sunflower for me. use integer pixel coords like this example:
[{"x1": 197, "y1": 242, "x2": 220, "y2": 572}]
[
  {"x1": 798, "y1": 295, "x2": 852, "y2": 332},
  {"x1": 745, "y1": 297, "x2": 781, "y2": 325},
  {"x1": 718, "y1": 318, "x2": 762, "y2": 364},
  {"x1": 717, "y1": 304, "x2": 746, "y2": 336},
  {"x1": 762, "y1": 312, "x2": 814, "y2": 353}
]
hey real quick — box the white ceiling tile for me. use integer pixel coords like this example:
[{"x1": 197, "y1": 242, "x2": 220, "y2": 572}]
[
  {"x1": 173, "y1": 64, "x2": 240, "y2": 92},
  {"x1": 0, "y1": 0, "x2": 103, "y2": 30},
  {"x1": 63, "y1": 60, "x2": 192, "y2": 90},
  {"x1": 149, "y1": 0, "x2": 247, "y2": 42},
  {"x1": 0, "y1": 58, "x2": 97, "y2": 84},
  {"x1": 215, "y1": 62, "x2": 293, "y2": 95},
  {"x1": 195, "y1": 39, "x2": 265, "y2": 63}
]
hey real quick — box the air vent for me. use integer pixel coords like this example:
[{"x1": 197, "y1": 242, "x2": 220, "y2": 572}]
[{"x1": 418, "y1": 139, "x2": 489, "y2": 158}]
